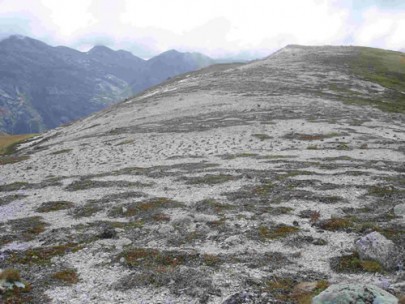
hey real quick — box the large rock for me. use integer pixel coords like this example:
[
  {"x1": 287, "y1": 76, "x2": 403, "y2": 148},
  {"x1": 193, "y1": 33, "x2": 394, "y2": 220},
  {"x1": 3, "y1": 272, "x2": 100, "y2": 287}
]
[
  {"x1": 312, "y1": 284, "x2": 398, "y2": 304},
  {"x1": 355, "y1": 231, "x2": 398, "y2": 270}
]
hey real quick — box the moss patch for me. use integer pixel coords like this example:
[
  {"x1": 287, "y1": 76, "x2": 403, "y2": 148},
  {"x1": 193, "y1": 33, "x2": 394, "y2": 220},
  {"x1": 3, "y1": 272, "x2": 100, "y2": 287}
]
[
  {"x1": 120, "y1": 248, "x2": 221, "y2": 269},
  {"x1": 8, "y1": 243, "x2": 82, "y2": 265},
  {"x1": 317, "y1": 217, "x2": 353, "y2": 231},
  {"x1": 194, "y1": 199, "x2": 234, "y2": 214},
  {"x1": 50, "y1": 149, "x2": 72, "y2": 155},
  {"x1": 36, "y1": 201, "x2": 74, "y2": 213},
  {"x1": 0, "y1": 155, "x2": 30, "y2": 165},
  {"x1": 8, "y1": 216, "x2": 49, "y2": 241},
  {"x1": 252, "y1": 181, "x2": 274, "y2": 196},
  {"x1": 109, "y1": 197, "x2": 183, "y2": 219},
  {"x1": 185, "y1": 174, "x2": 238, "y2": 185},
  {"x1": 331, "y1": 252, "x2": 383, "y2": 273},
  {"x1": 65, "y1": 179, "x2": 151, "y2": 191},
  {"x1": 263, "y1": 278, "x2": 329, "y2": 303},
  {"x1": 0, "y1": 194, "x2": 27, "y2": 206},
  {"x1": 258, "y1": 225, "x2": 300, "y2": 240},
  {"x1": 252, "y1": 133, "x2": 272, "y2": 141},
  {"x1": 0, "y1": 182, "x2": 30, "y2": 192},
  {"x1": 51, "y1": 268, "x2": 79, "y2": 285}
]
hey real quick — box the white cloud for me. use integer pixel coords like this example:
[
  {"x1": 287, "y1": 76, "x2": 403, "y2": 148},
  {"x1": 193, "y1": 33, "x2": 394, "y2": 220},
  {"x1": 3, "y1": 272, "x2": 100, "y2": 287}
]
[
  {"x1": 0, "y1": 0, "x2": 404, "y2": 59},
  {"x1": 353, "y1": 7, "x2": 405, "y2": 49}
]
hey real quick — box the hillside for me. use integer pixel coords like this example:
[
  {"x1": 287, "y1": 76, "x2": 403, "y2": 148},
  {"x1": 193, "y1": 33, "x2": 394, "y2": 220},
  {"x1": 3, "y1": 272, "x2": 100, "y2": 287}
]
[
  {"x1": 0, "y1": 45, "x2": 404, "y2": 303},
  {"x1": 0, "y1": 35, "x2": 215, "y2": 134}
]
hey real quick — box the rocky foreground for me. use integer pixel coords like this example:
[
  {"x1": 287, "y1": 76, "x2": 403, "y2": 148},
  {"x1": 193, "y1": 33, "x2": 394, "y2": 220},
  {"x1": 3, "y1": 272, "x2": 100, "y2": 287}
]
[{"x1": 0, "y1": 45, "x2": 405, "y2": 303}]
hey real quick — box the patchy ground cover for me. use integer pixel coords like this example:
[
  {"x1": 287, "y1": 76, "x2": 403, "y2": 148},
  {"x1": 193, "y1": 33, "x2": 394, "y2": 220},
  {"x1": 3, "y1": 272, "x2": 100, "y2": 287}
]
[{"x1": 1, "y1": 45, "x2": 405, "y2": 303}]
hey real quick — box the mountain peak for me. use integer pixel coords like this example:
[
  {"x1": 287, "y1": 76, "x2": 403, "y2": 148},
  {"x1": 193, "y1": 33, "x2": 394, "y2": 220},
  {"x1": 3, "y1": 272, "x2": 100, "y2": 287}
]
[
  {"x1": 0, "y1": 35, "x2": 48, "y2": 48},
  {"x1": 88, "y1": 45, "x2": 115, "y2": 54}
]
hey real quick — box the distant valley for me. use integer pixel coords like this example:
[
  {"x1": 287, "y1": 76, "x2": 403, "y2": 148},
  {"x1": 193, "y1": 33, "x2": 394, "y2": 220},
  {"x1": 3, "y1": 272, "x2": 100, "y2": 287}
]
[{"x1": 0, "y1": 35, "x2": 218, "y2": 134}]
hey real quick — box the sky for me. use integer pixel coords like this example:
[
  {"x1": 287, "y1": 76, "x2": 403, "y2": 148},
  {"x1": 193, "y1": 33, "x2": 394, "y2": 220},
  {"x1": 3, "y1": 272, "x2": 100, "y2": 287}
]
[{"x1": 0, "y1": 0, "x2": 404, "y2": 60}]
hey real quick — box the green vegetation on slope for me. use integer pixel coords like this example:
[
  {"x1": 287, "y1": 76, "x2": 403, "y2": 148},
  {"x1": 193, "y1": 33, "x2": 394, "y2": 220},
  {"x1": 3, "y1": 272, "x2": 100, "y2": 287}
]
[{"x1": 347, "y1": 47, "x2": 405, "y2": 113}]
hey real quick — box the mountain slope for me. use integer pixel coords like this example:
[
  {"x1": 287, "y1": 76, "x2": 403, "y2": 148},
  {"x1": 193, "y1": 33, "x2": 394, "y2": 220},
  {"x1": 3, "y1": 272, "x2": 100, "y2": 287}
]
[
  {"x1": 0, "y1": 35, "x2": 215, "y2": 134},
  {"x1": 0, "y1": 45, "x2": 404, "y2": 303}
]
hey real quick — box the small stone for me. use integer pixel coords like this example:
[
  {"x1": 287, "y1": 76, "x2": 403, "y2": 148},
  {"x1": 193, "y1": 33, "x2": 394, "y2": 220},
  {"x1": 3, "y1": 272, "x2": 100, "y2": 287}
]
[
  {"x1": 119, "y1": 257, "x2": 125, "y2": 264},
  {"x1": 313, "y1": 238, "x2": 327, "y2": 246},
  {"x1": 394, "y1": 203, "x2": 405, "y2": 219},
  {"x1": 99, "y1": 226, "x2": 117, "y2": 239}
]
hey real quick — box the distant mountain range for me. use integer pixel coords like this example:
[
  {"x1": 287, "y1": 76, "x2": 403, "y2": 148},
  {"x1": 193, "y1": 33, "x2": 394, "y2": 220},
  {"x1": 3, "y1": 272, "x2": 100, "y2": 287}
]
[{"x1": 0, "y1": 35, "x2": 217, "y2": 134}]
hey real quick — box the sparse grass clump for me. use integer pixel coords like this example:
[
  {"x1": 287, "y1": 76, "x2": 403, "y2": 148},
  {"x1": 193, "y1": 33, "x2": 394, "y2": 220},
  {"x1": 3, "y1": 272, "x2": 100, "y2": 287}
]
[
  {"x1": 264, "y1": 154, "x2": 296, "y2": 159},
  {"x1": 0, "y1": 268, "x2": 32, "y2": 303},
  {"x1": 0, "y1": 268, "x2": 21, "y2": 282},
  {"x1": 0, "y1": 194, "x2": 27, "y2": 206},
  {"x1": 307, "y1": 144, "x2": 318, "y2": 150},
  {"x1": 235, "y1": 153, "x2": 257, "y2": 158},
  {"x1": 120, "y1": 248, "x2": 221, "y2": 269},
  {"x1": 0, "y1": 155, "x2": 30, "y2": 165},
  {"x1": 336, "y1": 143, "x2": 350, "y2": 150},
  {"x1": 116, "y1": 139, "x2": 135, "y2": 146},
  {"x1": 194, "y1": 199, "x2": 234, "y2": 214},
  {"x1": 50, "y1": 149, "x2": 72, "y2": 155},
  {"x1": 263, "y1": 277, "x2": 329, "y2": 303},
  {"x1": 65, "y1": 179, "x2": 150, "y2": 191},
  {"x1": 367, "y1": 185, "x2": 398, "y2": 197},
  {"x1": 317, "y1": 217, "x2": 353, "y2": 231},
  {"x1": 0, "y1": 182, "x2": 29, "y2": 192},
  {"x1": 8, "y1": 243, "x2": 82, "y2": 265},
  {"x1": 152, "y1": 213, "x2": 171, "y2": 222},
  {"x1": 252, "y1": 181, "x2": 274, "y2": 196},
  {"x1": 36, "y1": 201, "x2": 74, "y2": 213},
  {"x1": 309, "y1": 210, "x2": 321, "y2": 225},
  {"x1": 252, "y1": 133, "x2": 272, "y2": 141},
  {"x1": 109, "y1": 197, "x2": 183, "y2": 219},
  {"x1": 258, "y1": 225, "x2": 300, "y2": 240},
  {"x1": 332, "y1": 252, "x2": 383, "y2": 273},
  {"x1": 70, "y1": 202, "x2": 102, "y2": 218},
  {"x1": 317, "y1": 196, "x2": 342, "y2": 204},
  {"x1": 8, "y1": 216, "x2": 48, "y2": 241},
  {"x1": 264, "y1": 277, "x2": 295, "y2": 301},
  {"x1": 52, "y1": 269, "x2": 79, "y2": 285},
  {"x1": 186, "y1": 174, "x2": 238, "y2": 185}
]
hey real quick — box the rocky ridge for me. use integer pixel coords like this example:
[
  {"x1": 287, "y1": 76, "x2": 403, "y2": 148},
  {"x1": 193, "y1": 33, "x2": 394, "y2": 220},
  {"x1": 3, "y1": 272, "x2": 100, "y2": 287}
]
[
  {"x1": 0, "y1": 35, "x2": 215, "y2": 134},
  {"x1": 0, "y1": 45, "x2": 404, "y2": 303}
]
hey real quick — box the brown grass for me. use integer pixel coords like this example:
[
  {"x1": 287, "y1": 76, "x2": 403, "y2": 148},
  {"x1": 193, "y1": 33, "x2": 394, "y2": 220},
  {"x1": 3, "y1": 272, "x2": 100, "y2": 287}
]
[
  {"x1": 52, "y1": 269, "x2": 79, "y2": 284},
  {"x1": 0, "y1": 134, "x2": 36, "y2": 155},
  {"x1": 0, "y1": 268, "x2": 21, "y2": 282}
]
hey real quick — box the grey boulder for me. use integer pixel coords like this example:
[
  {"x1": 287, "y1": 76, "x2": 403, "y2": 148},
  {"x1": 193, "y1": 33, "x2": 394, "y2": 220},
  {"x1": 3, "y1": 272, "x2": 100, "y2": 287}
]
[
  {"x1": 394, "y1": 203, "x2": 405, "y2": 221},
  {"x1": 355, "y1": 231, "x2": 398, "y2": 270},
  {"x1": 312, "y1": 283, "x2": 398, "y2": 304}
]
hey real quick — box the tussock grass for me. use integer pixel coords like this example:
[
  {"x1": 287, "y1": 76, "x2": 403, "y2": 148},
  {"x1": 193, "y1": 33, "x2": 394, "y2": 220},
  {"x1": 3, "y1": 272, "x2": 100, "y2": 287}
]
[{"x1": 52, "y1": 269, "x2": 79, "y2": 284}]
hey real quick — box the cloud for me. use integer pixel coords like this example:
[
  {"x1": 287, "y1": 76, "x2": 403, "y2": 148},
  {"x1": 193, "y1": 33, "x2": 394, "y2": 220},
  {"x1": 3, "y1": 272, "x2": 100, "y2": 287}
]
[{"x1": 0, "y1": 0, "x2": 404, "y2": 59}]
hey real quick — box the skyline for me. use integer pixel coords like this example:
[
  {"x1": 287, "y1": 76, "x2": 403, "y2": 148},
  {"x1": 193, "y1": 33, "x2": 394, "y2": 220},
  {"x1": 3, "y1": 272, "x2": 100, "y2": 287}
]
[{"x1": 1, "y1": 0, "x2": 405, "y2": 60}]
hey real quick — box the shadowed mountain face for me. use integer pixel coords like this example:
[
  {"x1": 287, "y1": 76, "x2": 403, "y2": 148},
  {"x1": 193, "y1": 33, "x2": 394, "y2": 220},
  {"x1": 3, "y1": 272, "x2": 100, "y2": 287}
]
[
  {"x1": 0, "y1": 35, "x2": 215, "y2": 134},
  {"x1": 1, "y1": 45, "x2": 405, "y2": 303}
]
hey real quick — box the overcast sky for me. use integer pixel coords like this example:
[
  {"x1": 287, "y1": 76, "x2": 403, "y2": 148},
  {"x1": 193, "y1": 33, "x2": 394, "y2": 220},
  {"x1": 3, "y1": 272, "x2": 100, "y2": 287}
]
[{"x1": 0, "y1": 0, "x2": 404, "y2": 59}]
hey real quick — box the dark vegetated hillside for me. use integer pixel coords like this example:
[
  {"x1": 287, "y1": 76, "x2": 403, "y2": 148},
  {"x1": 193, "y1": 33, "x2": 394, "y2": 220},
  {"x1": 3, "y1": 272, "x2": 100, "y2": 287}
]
[{"x1": 0, "y1": 36, "x2": 215, "y2": 134}]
